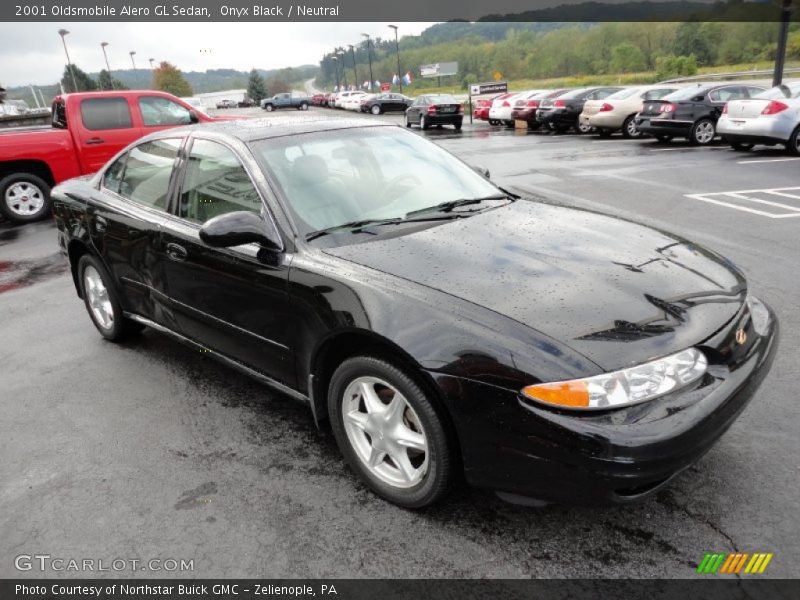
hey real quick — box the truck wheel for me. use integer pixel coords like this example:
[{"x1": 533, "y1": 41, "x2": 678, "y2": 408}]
[
  {"x1": 300, "y1": 102, "x2": 309, "y2": 111},
  {"x1": 264, "y1": 104, "x2": 274, "y2": 112},
  {"x1": 0, "y1": 173, "x2": 52, "y2": 224}
]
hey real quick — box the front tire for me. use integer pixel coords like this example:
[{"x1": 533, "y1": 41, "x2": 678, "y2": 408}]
[
  {"x1": 328, "y1": 356, "x2": 454, "y2": 508},
  {"x1": 690, "y1": 118, "x2": 716, "y2": 146},
  {"x1": 0, "y1": 173, "x2": 52, "y2": 223},
  {"x1": 622, "y1": 115, "x2": 642, "y2": 139},
  {"x1": 370, "y1": 104, "x2": 382, "y2": 115},
  {"x1": 787, "y1": 125, "x2": 800, "y2": 156},
  {"x1": 78, "y1": 255, "x2": 141, "y2": 341}
]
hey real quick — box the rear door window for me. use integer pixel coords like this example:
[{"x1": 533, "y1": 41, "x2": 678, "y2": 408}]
[
  {"x1": 118, "y1": 139, "x2": 181, "y2": 210},
  {"x1": 80, "y1": 97, "x2": 133, "y2": 131},
  {"x1": 102, "y1": 153, "x2": 128, "y2": 194},
  {"x1": 138, "y1": 96, "x2": 192, "y2": 127}
]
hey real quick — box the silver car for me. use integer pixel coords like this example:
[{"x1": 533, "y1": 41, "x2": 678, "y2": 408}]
[{"x1": 718, "y1": 81, "x2": 800, "y2": 154}]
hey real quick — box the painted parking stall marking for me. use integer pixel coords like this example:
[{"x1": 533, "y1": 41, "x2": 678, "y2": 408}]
[{"x1": 685, "y1": 187, "x2": 800, "y2": 219}]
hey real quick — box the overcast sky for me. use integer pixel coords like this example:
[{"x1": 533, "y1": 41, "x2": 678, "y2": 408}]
[{"x1": 0, "y1": 22, "x2": 436, "y2": 87}]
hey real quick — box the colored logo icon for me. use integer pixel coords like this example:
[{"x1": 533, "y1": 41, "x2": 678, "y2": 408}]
[{"x1": 697, "y1": 552, "x2": 773, "y2": 574}]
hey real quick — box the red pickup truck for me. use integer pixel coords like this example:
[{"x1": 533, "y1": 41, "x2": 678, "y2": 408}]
[{"x1": 0, "y1": 90, "x2": 227, "y2": 223}]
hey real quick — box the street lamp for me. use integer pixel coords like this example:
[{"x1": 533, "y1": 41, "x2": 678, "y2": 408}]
[
  {"x1": 348, "y1": 44, "x2": 359, "y2": 91},
  {"x1": 100, "y1": 42, "x2": 114, "y2": 90},
  {"x1": 387, "y1": 25, "x2": 402, "y2": 93},
  {"x1": 58, "y1": 29, "x2": 79, "y2": 92},
  {"x1": 361, "y1": 33, "x2": 374, "y2": 92},
  {"x1": 129, "y1": 51, "x2": 136, "y2": 70},
  {"x1": 149, "y1": 58, "x2": 156, "y2": 69},
  {"x1": 336, "y1": 50, "x2": 347, "y2": 90},
  {"x1": 331, "y1": 55, "x2": 340, "y2": 91}
]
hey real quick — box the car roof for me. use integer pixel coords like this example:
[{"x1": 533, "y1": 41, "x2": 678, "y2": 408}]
[{"x1": 143, "y1": 116, "x2": 392, "y2": 143}]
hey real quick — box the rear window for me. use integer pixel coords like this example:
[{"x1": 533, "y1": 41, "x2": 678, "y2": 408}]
[
  {"x1": 663, "y1": 86, "x2": 713, "y2": 101},
  {"x1": 557, "y1": 88, "x2": 589, "y2": 100},
  {"x1": 606, "y1": 88, "x2": 641, "y2": 100},
  {"x1": 80, "y1": 97, "x2": 133, "y2": 131},
  {"x1": 427, "y1": 95, "x2": 458, "y2": 104},
  {"x1": 755, "y1": 83, "x2": 800, "y2": 100},
  {"x1": 118, "y1": 139, "x2": 180, "y2": 210}
]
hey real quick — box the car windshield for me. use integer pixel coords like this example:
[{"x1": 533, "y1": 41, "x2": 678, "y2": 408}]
[
  {"x1": 426, "y1": 95, "x2": 458, "y2": 104},
  {"x1": 755, "y1": 83, "x2": 800, "y2": 99},
  {"x1": 556, "y1": 88, "x2": 589, "y2": 100},
  {"x1": 663, "y1": 86, "x2": 713, "y2": 101},
  {"x1": 606, "y1": 88, "x2": 641, "y2": 100},
  {"x1": 251, "y1": 126, "x2": 501, "y2": 238}
]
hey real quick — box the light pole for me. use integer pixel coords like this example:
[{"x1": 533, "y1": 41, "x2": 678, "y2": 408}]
[
  {"x1": 348, "y1": 45, "x2": 359, "y2": 90},
  {"x1": 149, "y1": 58, "x2": 155, "y2": 69},
  {"x1": 336, "y1": 50, "x2": 347, "y2": 90},
  {"x1": 331, "y1": 55, "x2": 340, "y2": 91},
  {"x1": 58, "y1": 29, "x2": 79, "y2": 92},
  {"x1": 773, "y1": 0, "x2": 793, "y2": 86},
  {"x1": 361, "y1": 33, "x2": 374, "y2": 92},
  {"x1": 129, "y1": 51, "x2": 136, "y2": 70},
  {"x1": 100, "y1": 42, "x2": 114, "y2": 89},
  {"x1": 388, "y1": 25, "x2": 402, "y2": 93}
]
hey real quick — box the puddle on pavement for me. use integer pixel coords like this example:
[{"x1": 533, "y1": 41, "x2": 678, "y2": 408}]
[{"x1": 0, "y1": 253, "x2": 69, "y2": 294}]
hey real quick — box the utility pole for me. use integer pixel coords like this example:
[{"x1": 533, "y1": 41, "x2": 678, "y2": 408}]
[
  {"x1": 362, "y1": 33, "x2": 374, "y2": 92},
  {"x1": 336, "y1": 50, "x2": 347, "y2": 90},
  {"x1": 58, "y1": 29, "x2": 79, "y2": 92},
  {"x1": 773, "y1": 0, "x2": 793, "y2": 87},
  {"x1": 149, "y1": 58, "x2": 156, "y2": 69},
  {"x1": 332, "y1": 55, "x2": 340, "y2": 91},
  {"x1": 349, "y1": 45, "x2": 359, "y2": 90},
  {"x1": 100, "y1": 42, "x2": 115, "y2": 89},
  {"x1": 129, "y1": 51, "x2": 137, "y2": 70},
  {"x1": 388, "y1": 25, "x2": 402, "y2": 93}
]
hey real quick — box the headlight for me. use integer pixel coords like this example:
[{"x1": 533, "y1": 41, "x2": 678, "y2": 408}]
[
  {"x1": 521, "y1": 348, "x2": 707, "y2": 411},
  {"x1": 746, "y1": 295, "x2": 770, "y2": 336}
]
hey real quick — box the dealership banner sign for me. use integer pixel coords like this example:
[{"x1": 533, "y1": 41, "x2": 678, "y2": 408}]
[
  {"x1": 470, "y1": 81, "x2": 508, "y2": 95},
  {"x1": 3, "y1": 0, "x2": 794, "y2": 21}
]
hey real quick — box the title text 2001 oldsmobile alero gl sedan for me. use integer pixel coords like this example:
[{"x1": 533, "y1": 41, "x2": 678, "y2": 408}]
[{"x1": 52, "y1": 117, "x2": 778, "y2": 508}]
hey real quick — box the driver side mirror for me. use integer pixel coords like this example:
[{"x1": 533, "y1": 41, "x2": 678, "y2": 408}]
[
  {"x1": 199, "y1": 211, "x2": 282, "y2": 251},
  {"x1": 188, "y1": 110, "x2": 200, "y2": 124},
  {"x1": 470, "y1": 164, "x2": 491, "y2": 180}
]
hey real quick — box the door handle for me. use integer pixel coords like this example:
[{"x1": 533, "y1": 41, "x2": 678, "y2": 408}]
[
  {"x1": 86, "y1": 137, "x2": 105, "y2": 145},
  {"x1": 94, "y1": 216, "x2": 107, "y2": 233},
  {"x1": 165, "y1": 242, "x2": 188, "y2": 262}
]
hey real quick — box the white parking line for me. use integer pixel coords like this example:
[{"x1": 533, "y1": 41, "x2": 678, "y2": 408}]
[
  {"x1": 649, "y1": 146, "x2": 728, "y2": 152},
  {"x1": 685, "y1": 187, "x2": 800, "y2": 219},
  {"x1": 737, "y1": 157, "x2": 800, "y2": 164}
]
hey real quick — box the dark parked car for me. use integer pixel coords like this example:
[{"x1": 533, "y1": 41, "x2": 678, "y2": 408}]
[
  {"x1": 405, "y1": 94, "x2": 463, "y2": 130},
  {"x1": 537, "y1": 87, "x2": 623, "y2": 133},
  {"x1": 636, "y1": 83, "x2": 766, "y2": 145},
  {"x1": 362, "y1": 93, "x2": 413, "y2": 115},
  {"x1": 510, "y1": 89, "x2": 567, "y2": 129},
  {"x1": 52, "y1": 118, "x2": 777, "y2": 508}
]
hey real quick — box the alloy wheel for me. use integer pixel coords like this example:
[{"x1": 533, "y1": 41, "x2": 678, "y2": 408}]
[
  {"x1": 4, "y1": 181, "x2": 44, "y2": 217},
  {"x1": 83, "y1": 265, "x2": 114, "y2": 331},
  {"x1": 694, "y1": 121, "x2": 715, "y2": 145},
  {"x1": 371, "y1": 105, "x2": 381, "y2": 115},
  {"x1": 626, "y1": 118, "x2": 640, "y2": 138},
  {"x1": 341, "y1": 376, "x2": 429, "y2": 489}
]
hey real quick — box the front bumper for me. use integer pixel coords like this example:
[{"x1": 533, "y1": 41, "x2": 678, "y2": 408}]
[
  {"x1": 635, "y1": 117, "x2": 693, "y2": 138},
  {"x1": 717, "y1": 114, "x2": 793, "y2": 145},
  {"x1": 428, "y1": 299, "x2": 778, "y2": 506}
]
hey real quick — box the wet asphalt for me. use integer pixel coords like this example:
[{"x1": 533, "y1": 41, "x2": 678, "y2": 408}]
[{"x1": 1, "y1": 106, "x2": 798, "y2": 579}]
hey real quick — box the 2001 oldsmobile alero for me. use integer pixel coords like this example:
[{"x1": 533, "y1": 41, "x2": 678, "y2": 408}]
[{"x1": 52, "y1": 117, "x2": 778, "y2": 508}]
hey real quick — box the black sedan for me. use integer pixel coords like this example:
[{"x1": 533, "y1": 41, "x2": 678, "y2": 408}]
[
  {"x1": 536, "y1": 87, "x2": 622, "y2": 133},
  {"x1": 52, "y1": 118, "x2": 777, "y2": 508},
  {"x1": 362, "y1": 93, "x2": 413, "y2": 115},
  {"x1": 405, "y1": 94, "x2": 463, "y2": 130},
  {"x1": 636, "y1": 83, "x2": 766, "y2": 145}
]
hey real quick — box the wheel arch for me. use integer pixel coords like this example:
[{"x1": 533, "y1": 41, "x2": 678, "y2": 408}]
[
  {"x1": 67, "y1": 238, "x2": 93, "y2": 298},
  {"x1": 0, "y1": 160, "x2": 56, "y2": 187}
]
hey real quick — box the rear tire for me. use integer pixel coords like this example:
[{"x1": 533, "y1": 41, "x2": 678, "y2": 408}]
[
  {"x1": 489, "y1": 119, "x2": 500, "y2": 126},
  {"x1": 731, "y1": 142, "x2": 755, "y2": 152},
  {"x1": 264, "y1": 104, "x2": 274, "y2": 112},
  {"x1": 299, "y1": 102, "x2": 308, "y2": 111},
  {"x1": 597, "y1": 128, "x2": 613, "y2": 138},
  {"x1": 690, "y1": 118, "x2": 716, "y2": 146},
  {"x1": 454, "y1": 122, "x2": 462, "y2": 130},
  {"x1": 655, "y1": 135, "x2": 673, "y2": 144},
  {"x1": 328, "y1": 356, "x2": 454, "y2": 508},
  {"x1": 787, "y1": 125, "x2": 800, "y2": 156},
  {"x1": 622, "y1": 115, "x2": 641, "y2": 139},
  {"x1": 420, "y1": 116, "x2": 429, "y2": 130},
  {"x1": 405, "y1": 115, "x2": 412, "y2": 128},
  {"x1": 0, "y1": 173, "x2": 52, "y2": 224},
  {"x1": 371, "y1": 104, "x2": 381, "y2": 115},
  {"x1": 78, "y1": 254, "x2": 142, "y2": 342}
]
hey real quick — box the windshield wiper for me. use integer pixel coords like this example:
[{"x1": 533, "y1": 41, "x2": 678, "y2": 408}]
[
  {"x1": 404, "y1": 194, "x2": 510, "y2": 218},
  {"x1": 305, "y1": 214, "x2": 469, "y2": 241}
]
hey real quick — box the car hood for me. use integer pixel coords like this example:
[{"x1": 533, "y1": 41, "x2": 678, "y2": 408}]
[{"x1": 323, "y1": 201, "x2": 746, "y2": 372}]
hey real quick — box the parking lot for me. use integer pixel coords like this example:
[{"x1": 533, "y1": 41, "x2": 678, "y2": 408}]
[{"x1": 1, "y1": 105, "x2": 798, "y2": 579}]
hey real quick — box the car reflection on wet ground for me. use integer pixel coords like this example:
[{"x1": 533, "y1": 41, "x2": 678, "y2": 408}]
[{"x1": 0, "y1": 115, "x2": 798, "y2": 578}]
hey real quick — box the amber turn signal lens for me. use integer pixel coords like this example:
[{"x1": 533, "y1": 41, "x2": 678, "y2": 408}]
[{"x1": 522, "y1": 381, "x2": 590, "y2": 408}]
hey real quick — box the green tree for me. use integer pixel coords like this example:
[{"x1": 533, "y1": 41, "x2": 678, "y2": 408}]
[
  {"x1": 247, "y1": 69, "x2": 267, "y2": 104},
  {"x1": 655, "y1": 55, "x2": 698, "y2": 80},
  {"x1": 265, "y1": 75, "x2": 290, "y2": 96},
  {"x1": 152, "y1": 62, "x2": 193, "y2": 97},
  {"x1": 61, "y1": 64, "x2": 97, "y2": 93},
  {"x1": 673, "y1": 23, "x2": 713, "y2": 66},
  {"x1": 609, "y1": 42, "x2": 647, "y2": 73},
  {"x1": 97, "y1": 70, "x2": 128, "y2": 91},
  {"x1": 0, "y1": 84, "x2": 6, "y2": 103}
]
